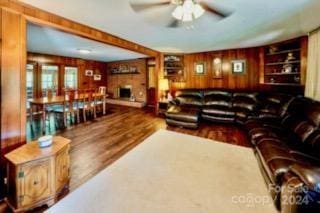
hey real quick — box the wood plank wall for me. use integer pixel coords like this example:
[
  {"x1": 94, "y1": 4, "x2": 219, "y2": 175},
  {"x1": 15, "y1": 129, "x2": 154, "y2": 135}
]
[
  {"x1": 27, "y1": 53, "x2": 108, "y2": 97},
  {"x1": 0, "y1": 8, "x2": 27, "y2": 199},
  {"x1": 171, "y1": 47, "x2": 260, "y2": 90}
]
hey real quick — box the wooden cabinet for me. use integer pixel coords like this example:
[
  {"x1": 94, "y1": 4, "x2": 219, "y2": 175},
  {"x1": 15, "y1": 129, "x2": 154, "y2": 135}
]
[{"x1": 5, "y1": 136, "x2": 70, "y2": 212}]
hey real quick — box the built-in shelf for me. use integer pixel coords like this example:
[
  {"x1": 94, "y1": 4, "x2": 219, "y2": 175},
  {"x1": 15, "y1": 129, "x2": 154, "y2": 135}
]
[
  {"x1": 111, "y1": 71, "x2": 140, "y2": 75},
  {"x1": 265, "y1": 60, "x2": 300, "y2": 66},
  {"x1": 265, "y1": 72, "x2": 300, "y2": 76},
  {"x1": 164, "y1": 54, "x2": 184, "y2": 81},
  {"x1": 266, "y1": 48, "x2": 301, "y2": 56}
]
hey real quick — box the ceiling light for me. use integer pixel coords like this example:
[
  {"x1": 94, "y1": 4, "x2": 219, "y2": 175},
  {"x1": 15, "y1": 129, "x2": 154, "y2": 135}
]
[
  {"x1": 77, "y1": 49, "x2": 91, "y2": 54},
  {"x1": 193, "y1": 4, "x2": 205, "y2": 19},
  {"x1": 171, "y1": 0, "x2": 205, "y2": 22},
  {"x1": 172, "y1": 5, "x2": 183, "y2": 20}
]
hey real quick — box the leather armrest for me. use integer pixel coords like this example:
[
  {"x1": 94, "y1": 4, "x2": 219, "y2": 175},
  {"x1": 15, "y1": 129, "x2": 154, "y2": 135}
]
[
  {"x1": 290, "y1": 164, "x2": 320, "y2": 191},
  {"x1": 168, "y1": 99, "x2": 179, "y2": 107}
]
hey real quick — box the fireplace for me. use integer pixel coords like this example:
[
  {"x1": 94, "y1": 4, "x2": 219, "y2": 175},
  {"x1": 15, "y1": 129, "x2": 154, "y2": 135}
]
[{"x1": 118, "y1": 85, "x2": 132, "y2": 99}]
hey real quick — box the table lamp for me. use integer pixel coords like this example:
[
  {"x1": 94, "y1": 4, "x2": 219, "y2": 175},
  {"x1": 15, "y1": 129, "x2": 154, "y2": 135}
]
[{"x1": 159, "y1": 78, "x2": 169, "y2": 101}]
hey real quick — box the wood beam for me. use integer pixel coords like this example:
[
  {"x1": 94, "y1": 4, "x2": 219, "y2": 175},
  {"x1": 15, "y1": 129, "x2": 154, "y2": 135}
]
[{"x1": 0, "y1": 0, "x2": 159, "y2": 57}]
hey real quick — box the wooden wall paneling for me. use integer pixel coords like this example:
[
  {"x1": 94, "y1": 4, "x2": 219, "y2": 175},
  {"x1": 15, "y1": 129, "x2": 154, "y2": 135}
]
[
  {"x1": 300, "y1": 36, "x2": 308, "y2": 86},
  {"x1": 1, "y1": 8, "x2": 27, "y2": 199},
  {"x1": 1, "y1": 8, "x2": 27, "y2": 151},
  {"x1": 27, "y1": 53, "x2": 108, "y2": 95},
  {"x1": 0, "y1": 0, "x2": 158, "y2": 57},
  {"x1": 171, "y1": 48, "x2": 261, "y2": 91},
  {"x1": 258, "y1": 47, "x2": 265, "y2": 85}
]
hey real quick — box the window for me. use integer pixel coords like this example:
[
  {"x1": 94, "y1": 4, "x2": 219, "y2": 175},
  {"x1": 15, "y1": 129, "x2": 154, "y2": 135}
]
[
  {"x1": 64, "y1": 66, "x2": 78, "y2": 89},
  {"x1": 26, "y1": 64, "x2": 34, "y2": 99},
  {"x1": 41, "y1": 65, "x2": 59, "y2": 96}
]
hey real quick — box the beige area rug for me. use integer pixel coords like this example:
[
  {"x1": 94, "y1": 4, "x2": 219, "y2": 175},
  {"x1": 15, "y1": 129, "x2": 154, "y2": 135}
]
[{"x1": 47, "y1": 129, "x2": 277, "y2": 213}]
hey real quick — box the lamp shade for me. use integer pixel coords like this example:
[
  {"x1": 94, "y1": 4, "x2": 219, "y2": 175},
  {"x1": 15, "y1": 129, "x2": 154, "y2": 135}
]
[{"x1": 159, "y1": 78, "x2": 169, "y2": 91}]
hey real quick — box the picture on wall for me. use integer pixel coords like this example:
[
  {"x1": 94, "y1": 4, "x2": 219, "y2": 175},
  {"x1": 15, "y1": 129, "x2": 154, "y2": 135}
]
[
  {"x1": 231, "y1": 60, "x2": 246, "y2": 74},
  {"x1": 195, "y1": 62, "x2": 205, "y2": 75},
  {"x1": 93, "y1": 74, "x2": 101, "y2": 81},
  {"x1": 85, "y1": 70, "x2": 93, "y2": 76},
  {"x1": 213, "y1": 57, "x2": 223, "y2": 79}
]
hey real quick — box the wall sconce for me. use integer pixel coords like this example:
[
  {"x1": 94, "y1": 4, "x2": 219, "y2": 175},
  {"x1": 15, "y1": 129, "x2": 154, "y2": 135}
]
[{"x1": 213, "y1": 57, "x2": 222, "y2": 79}]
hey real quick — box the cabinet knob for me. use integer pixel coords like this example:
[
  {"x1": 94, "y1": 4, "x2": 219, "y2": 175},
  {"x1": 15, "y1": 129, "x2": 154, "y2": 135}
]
[{"x1": 34, "y1": 181, "x2": 39, "y2": 185}]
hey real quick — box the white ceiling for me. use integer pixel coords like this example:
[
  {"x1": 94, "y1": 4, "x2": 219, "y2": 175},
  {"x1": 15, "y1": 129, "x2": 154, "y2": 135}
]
[
  {"x1": 27, "y1": 24, "x2": 148, "y2": 62},
  {"x1": 22, "y1": 0, "x2": 320, "y2": 53}
]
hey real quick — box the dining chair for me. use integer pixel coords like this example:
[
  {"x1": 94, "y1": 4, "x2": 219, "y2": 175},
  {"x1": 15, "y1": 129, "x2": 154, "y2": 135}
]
[
  {"x1": 96, "y1": 86, "x2": 106, "y2": 115},
  {"x1": 53, "y1": 89, "x2": 80, "y2": 127},
  {"x1": 78, "y1": 88, "x2": 97, "y2": 122}
]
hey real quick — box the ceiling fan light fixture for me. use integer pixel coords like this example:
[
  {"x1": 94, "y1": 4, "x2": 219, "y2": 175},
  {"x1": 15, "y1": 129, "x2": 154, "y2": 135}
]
[
  {"x1": 172, "y1": 0, "x2": 205, "y2": 22},
  {"x1": 182, "y1": 12, "x2": 193, "y2": 22},
  {"x1": 193, "y1": 4, "x2": 205, "y2": 19},
  {"x1": 182, "y1": 0, "x2": 194, "y2": 14},
  {"x1": 172, "y1": 5, "x2": 183, "y2": 20}
]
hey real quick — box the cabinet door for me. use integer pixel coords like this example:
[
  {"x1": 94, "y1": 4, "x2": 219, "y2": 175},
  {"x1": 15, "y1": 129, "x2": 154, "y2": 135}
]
[
  {"x1": 18, "y1": 159, "x2": 51, "y2": 207},
  {"x1": 55, "y1": 148, "x2": 70, "y2": 192}
]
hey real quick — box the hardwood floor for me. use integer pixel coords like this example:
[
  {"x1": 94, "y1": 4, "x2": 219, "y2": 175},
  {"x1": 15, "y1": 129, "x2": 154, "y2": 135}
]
[{"x1": 0, "y1": 105, "x2": 250, "y2": 212}]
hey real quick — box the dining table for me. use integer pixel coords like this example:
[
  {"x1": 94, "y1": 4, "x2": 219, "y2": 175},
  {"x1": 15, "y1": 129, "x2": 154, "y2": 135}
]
[{"x1": 28, "y1": 93, "x2": 108, "y2": 134}]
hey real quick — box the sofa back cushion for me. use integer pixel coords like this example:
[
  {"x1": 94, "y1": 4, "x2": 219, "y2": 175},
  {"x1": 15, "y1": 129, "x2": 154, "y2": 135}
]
[
  {"x1": 232, "y1": 92, "x2": 259, "y2": 112},
  {"x1": 258, "y1": 93, "x2": 293, "y2": 116},
  {"x1": 203, "y1": 90, "x2": 232, "y2": 108},
  {"x1": 175, "y1": 90, "x2": 203, "y2": 107}
]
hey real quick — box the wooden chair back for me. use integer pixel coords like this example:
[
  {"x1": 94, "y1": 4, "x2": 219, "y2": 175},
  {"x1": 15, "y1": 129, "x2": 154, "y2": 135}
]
[{"x1": 98, "y1": 86, "x2": 107, "y2": 95}]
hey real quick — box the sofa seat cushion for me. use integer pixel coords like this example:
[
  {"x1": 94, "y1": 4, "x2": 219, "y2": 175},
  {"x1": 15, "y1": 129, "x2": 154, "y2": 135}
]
[
  {"x1": 202, "y1": 106, "x2": 235, "y2": 117},
  {"x1": 202, "y1": 114, "x2": 235, "y2": 123},
  {"x1": 166, "y1": 105, "x2": 200, "y2": 123}
]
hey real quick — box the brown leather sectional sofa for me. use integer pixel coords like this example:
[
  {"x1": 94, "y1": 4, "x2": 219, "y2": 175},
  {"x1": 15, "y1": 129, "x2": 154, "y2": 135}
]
[{"x1": 165, "y1": 89, "x2": 320, "y2": 213}]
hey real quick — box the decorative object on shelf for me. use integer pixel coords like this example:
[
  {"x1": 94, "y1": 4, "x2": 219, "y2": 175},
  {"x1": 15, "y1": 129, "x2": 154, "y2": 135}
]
[
  {"x1": 270, "y1": 78, "x2": 275, "y2": 83},
  {"x1": 159, "y1": 78, "x2": 169, "y2": 101},
  {"x1": 286, "y1": 52, "x2": 296, "y2": 61},
  {"x1": 164, "y1": 55, "x2": 180, "y2": 62},
  {"x1": 268, "y1": 46, "x2": 278, "y2": 54},
  {"x1": 119, "y1": 64, "x2": 129, "y2": 73},
  {"x1": 94, "y1": 74, "x2": 102, "y2": 81},
  {"x1": 85, "y1": 70, "x2": 93, "y2": 76},
  {"x1": 231, "y1": 60, "x2": 246, "y2": 74},
  {"x1": 195, "y1": 61, "x2": 205, "y2": 75},
  {"x1": 294, "y1": 76, "x2": 300, "y2": 83},
  {"x1": 129, "y1": 66, "x2": 138, "y2": 73},
  {"x1": 38, "y1": 135, "x2": 53, "y2": 148},
  {"x1": 213, "y1": 57, "x2": 222, "y2": 79}
]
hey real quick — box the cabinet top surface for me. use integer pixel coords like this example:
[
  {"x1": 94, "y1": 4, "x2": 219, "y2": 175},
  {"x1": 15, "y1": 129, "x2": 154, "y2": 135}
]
[{"x1": 5, "y1": 136, "x2": 70, "y2": 165}]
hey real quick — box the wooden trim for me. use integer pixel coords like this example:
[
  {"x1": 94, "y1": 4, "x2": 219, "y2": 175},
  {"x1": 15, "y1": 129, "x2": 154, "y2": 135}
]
[{"x1": 0, "y1": 0, "x2": 159, "y2": 57}]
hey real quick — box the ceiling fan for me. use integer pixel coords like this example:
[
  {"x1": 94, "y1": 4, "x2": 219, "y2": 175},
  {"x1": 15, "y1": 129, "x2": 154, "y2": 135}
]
[{"x1": 130, "y1": 0, "x2": 232, "y2": 28}]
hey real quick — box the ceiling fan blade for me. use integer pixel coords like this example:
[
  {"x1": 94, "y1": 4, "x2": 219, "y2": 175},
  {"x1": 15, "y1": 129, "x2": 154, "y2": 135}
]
[
  {"x1": 199, "y1": 2, "x2": 231, "y2": 18},
  {"x1": 130, "y1": 1, "x2": 172, "y2": 12},
  {"x1": 167, "y1": 19, "x2": 180, "y2": 28}
]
